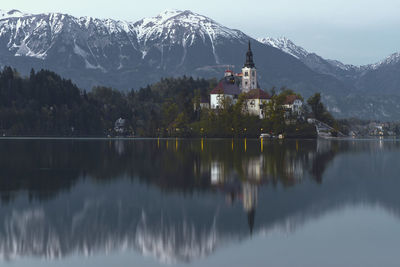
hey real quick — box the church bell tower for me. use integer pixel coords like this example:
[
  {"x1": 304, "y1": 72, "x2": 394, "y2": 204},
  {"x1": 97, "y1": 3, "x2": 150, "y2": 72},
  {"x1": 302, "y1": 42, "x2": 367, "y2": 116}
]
[{"x1": 241, "y1": 41, "x2": 257, "y2": 93}]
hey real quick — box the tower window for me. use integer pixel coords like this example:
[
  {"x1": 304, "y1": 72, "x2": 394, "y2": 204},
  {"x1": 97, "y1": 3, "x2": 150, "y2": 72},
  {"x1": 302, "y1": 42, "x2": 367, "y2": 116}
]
[
  {"x1": 252, "y1": 71, "x2": 255, "y2": 77},
  {"x1": 245, "y1": 72, "x2": 249, "y2": 77}
]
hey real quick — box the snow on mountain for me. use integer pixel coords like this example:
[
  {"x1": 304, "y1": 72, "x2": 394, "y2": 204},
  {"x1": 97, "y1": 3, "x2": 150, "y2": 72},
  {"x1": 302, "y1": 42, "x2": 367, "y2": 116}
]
[
  {"x1": 258, "y1": 36, "x2": 356, "y2": 80},
  {"x1": 258, "y1": 36, "x2": 359, "y2": 71},
  {"x1": 0, "y1": 11, "x2": 135, "y2": 61},
  {"x1": 133, "y1": 9, "x2": 247, "y2": 63},
  {"x1": 0, "y1": 8, "x2": 399, "y2": 75},
  {"x1": 325, "y1": 59, "x2": 358, "y2": 71},
  {"x1": 1, "y1": 8, "x2": 400, "y2": 119},
  {"x1": 258, "y1": 37, "x2": 400, "y2": 102},
  {"x1": 0, "y1": 8, "x2": 249, "y2": 72},
  {"x1": 134, "y1": 9, "x2": 245, "y2": 45},
  {"x1": 257, "y1": 37, "x2": 309, "y2": 59},
  {"x1": 0, "y1": 8, "x2": 258, "y2": 92},
  {"x1": 370, "y1": 52, "x2": 400, "y2": 69}
]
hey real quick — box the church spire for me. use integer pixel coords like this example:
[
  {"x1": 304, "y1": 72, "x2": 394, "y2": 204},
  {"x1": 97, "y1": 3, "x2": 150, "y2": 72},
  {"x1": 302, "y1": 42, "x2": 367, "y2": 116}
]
[
  {"x1": 244, "y1": 40, "x2": 255, "y2": 68},
  {"x1": 241, "y1": 40, "x2": 257, "y2": 92}
]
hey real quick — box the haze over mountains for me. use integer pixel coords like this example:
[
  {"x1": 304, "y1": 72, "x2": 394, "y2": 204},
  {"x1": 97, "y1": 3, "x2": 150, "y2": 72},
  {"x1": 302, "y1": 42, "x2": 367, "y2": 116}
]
[{"x1": 0, "y1": 9, "x2": 399, "y2": 120}]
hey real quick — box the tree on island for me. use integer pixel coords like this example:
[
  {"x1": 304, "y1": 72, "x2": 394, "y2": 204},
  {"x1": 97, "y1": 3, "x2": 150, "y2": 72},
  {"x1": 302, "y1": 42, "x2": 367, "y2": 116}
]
[
  {"x1": 0, "y1": 66, "x2": 333, "y2": 138},
  {"x1": 307, "y1": 93, "x2": 335, "y2": 126}
]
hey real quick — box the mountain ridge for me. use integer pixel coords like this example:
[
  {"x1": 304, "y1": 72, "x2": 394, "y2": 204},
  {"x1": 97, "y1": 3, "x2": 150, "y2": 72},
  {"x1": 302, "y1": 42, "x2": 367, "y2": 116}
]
[
  {"x1": 0, "y1": 8, "x2": 399, "y2": 120},
  {"x1": 258, "y1": 36, "x2": 400, "y2": 71}
]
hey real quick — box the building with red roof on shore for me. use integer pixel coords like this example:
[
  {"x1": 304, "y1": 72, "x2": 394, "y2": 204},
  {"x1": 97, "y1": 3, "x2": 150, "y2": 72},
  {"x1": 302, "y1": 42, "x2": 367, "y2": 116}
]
[{"x1": 283, "y1": 95, "x2": 303, "y2": 115}]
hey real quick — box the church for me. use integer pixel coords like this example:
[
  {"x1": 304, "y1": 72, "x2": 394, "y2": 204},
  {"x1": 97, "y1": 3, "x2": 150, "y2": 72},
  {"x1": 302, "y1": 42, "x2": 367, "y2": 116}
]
[{"x1": 209, "y1": 41, "x2": 271, "y2": 119}]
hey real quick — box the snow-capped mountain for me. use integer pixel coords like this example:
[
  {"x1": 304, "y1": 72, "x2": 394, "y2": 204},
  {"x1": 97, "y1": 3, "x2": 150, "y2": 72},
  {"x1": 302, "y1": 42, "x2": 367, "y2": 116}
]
[
  {"x1": 258, "y1": 36, "x2": 400, "y2": 76},
  {"x1": 257, "y1": 37, "x2": 309, "y2": 60},
  {"x1": 258, "y1": 37, "x2": 361, "y2": 78},
  {"x1": 258, "y1": 36, "x2": 400, "y2": 99},
  {"x1": 0, "y1": 8, "x2": 399, "y2": 119},
  {"x1": 0, "y1": 9, "x2": 349, "y2": 96},
  {"x1": 0, "y1": 9, "x2": 257, "y2": 89},
  {"x1": 370, "y1": 52, "x2": 400, "y2": 69},
  {"x1": 0, "y1": 9, "x2": 247, "y2": 67},
  {"x1": 133, "y1": 9, "x2": 247, "y2": 64}
]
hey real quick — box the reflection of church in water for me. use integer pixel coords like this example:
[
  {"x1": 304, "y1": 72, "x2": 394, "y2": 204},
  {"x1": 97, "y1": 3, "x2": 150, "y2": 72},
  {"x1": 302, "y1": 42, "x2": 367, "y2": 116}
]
[
  {"x1": 210, "y1": 158, "x2": 261, "y2": 233},
  {"x1": 205, "y1": 145, "x2": 308, "y2": 233}
]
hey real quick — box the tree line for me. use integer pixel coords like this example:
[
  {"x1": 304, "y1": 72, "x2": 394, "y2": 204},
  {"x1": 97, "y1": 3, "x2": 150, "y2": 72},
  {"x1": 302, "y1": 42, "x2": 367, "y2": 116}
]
[{"x1": 0, "y1": 66, "x2": 338, "y2": 137}]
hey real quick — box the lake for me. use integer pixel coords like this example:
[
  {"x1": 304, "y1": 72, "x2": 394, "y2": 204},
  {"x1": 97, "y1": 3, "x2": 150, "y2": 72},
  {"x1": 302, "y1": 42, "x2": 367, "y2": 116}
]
[{"x1": 0, "y1": 138, "x2": 399, "y2": 267}]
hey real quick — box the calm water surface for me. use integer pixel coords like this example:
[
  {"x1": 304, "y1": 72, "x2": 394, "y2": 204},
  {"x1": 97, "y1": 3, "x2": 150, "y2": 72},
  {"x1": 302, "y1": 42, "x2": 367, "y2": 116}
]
[{"x1": 0, "y1": 138, "x2": 399, "y2": 267}]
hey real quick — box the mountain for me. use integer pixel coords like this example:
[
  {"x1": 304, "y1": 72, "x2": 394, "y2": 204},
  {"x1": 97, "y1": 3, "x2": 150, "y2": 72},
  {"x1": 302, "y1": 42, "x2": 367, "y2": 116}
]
[
  {"x1": 259, "y1": 37, "x2": 400, "y2": 95},
  {"x1": 0, "y1": 9, "x2": 399, "y2": 120},
  {"x1": 257, "y1": 37, "x2": 363, "y2": 82},
  {"x1": 0, "y1": 9, "x2": 253, "y2": 88},
  {"x1": 355, "y1": 52, "x2": 400, "y2": 96},
  {"x1": 0, "y1": 9, "x2": 350, "y2": 94},
  {"x1": 257, "y1": 37, "x2": 309, "y2": 60},
  {"x1": 259, "y1": 37, "x2": 400, "y2": 120}
]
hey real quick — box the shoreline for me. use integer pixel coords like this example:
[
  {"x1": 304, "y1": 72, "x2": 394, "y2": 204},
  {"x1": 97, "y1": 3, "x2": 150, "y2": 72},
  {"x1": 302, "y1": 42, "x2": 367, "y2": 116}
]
[{"x1": 0, "y1": 136, "x2": 398, "y2": 141}]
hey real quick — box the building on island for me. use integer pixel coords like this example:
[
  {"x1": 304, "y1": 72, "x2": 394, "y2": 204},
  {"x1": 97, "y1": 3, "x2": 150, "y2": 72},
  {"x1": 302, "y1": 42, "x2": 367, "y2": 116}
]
[
  {"x1": 283, "y1": 95, "x2": 303, "y2": 116},
  {"x1": 244, "y1": 88, "x2": 271, "y2": 119},
  {"x1": 206, "y1": 40, "x2": 303, "y2": 119},
  {"x1": 199, "y1": 97, "x2": 210, "y2": 109},
  {"x1": 114, "y1": 118, "x2": 126, "y2": 134},
  {"x1": 210, "y1": 71, "x2": 241, "y2": 109},
  {"x1": 210, "y1": 41, "x2": 271, "y2": 114}
]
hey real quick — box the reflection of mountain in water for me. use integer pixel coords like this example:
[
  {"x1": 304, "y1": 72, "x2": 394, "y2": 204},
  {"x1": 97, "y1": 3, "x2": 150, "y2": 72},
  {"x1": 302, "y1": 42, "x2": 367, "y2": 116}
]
[{"x1": 0, "y1": 139, "x2": 400, "y2": 263}]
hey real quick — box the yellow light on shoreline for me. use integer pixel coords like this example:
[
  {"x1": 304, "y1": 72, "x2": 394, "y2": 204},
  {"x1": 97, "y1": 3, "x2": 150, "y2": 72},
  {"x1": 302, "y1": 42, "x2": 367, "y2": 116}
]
[{"x1": 261, "y1": 137, "x2": 263, "y2": 152}]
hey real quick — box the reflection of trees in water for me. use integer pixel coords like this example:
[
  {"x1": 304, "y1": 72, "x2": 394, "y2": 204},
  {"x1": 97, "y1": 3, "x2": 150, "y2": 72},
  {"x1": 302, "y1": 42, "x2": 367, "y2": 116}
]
[
  {"x1": 1, "y1": 139, "x2": 399, "y2": 203},
  {"x1": 1, "y1": 138, "x2": 393, "y2": 238},
  {"x1": 0, "y1": 139, "x2": 400, "y2": 262}
]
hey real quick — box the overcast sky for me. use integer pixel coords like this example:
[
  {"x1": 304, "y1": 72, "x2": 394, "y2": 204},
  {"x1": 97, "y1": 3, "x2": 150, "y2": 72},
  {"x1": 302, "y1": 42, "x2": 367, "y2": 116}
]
[{"x1": 2, "y1": 0, "x2": 399, "y2": 65}]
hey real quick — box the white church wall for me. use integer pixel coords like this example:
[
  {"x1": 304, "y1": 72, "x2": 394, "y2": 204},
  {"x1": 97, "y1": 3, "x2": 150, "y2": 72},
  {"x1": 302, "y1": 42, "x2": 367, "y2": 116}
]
[{"x1": 210, "y1": 94, "x2": 235, "y2": 109}]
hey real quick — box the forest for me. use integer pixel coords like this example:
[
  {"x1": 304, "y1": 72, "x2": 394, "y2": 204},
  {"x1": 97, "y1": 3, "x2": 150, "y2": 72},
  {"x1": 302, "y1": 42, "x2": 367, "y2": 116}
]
[{"x1": 0, "y1": 66, "x2": 338, "y2": 138}]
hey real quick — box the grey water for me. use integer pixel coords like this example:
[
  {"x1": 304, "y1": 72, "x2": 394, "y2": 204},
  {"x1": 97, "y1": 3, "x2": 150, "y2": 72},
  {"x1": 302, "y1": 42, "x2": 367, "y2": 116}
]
[{"x1": 0, "y1": 138, "x2": 399, "y2": 267}]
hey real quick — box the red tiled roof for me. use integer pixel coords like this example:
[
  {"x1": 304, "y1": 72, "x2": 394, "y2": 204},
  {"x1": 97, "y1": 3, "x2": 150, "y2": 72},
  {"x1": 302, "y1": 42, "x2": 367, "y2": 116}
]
[
  {"x1": 210, "y1": 77, "x2": 241, "y2": 95},
  {"x1": 246, "y1": 89, "x2": 271, "y2": 99},
  {"x1": 210, "y1": 84, "x2": 224, "y2": 94},
  {"x1": 284, "y1": 95, "x2": 301, "y2": 105}
]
